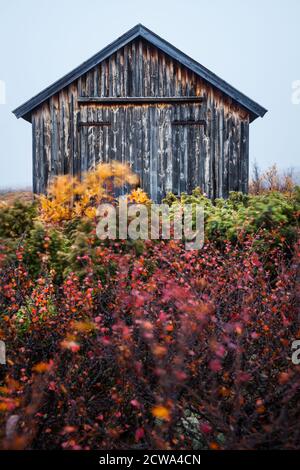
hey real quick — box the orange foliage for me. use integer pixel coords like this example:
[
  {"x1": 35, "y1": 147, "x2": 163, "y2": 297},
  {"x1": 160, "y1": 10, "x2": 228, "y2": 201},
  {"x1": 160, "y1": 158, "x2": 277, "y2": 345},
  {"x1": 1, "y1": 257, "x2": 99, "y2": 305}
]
[
  {"x1": 39, "y1": 162, "x2": 139, "y2": 223},
  {"x1": 128, "y1": 187, "x2": 151, "y2": 205},
  {"x1": 151, "y1": 405, "x2": 171, "y2": 421}
]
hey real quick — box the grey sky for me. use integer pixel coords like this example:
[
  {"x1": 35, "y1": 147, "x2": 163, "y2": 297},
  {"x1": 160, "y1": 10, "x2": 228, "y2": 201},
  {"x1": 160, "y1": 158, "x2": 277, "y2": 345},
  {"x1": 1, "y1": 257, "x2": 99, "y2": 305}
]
[{"x1": 0, "y1": 0, "x2": 299, "y2": 188}]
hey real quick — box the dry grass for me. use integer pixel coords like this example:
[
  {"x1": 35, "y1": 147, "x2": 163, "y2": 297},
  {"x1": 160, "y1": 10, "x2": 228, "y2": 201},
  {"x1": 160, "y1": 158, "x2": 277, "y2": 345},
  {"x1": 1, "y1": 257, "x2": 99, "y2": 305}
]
[
  {"x1": 249, "y1": 163, "x2": 298, "y2": 195},
  {"x1": 0, "y1": 190, "x2": 34, "y2": 207}
]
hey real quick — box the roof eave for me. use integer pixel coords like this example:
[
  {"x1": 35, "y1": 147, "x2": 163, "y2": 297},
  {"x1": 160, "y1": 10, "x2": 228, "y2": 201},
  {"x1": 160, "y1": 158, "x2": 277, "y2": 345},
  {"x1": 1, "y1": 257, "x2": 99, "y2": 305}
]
[
  {"x1": 12, "y1": 24, "x2": 143, "y2": 120},
  {"x1": 139, "y1": 25, "x2": 268, "y2": 120}
]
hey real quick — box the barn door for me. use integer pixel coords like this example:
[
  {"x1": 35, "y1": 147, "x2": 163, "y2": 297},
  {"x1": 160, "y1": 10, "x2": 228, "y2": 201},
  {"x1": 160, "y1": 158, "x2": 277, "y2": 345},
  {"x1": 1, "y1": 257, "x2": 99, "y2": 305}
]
[
  {"x1": 171, "y1": 104, "x2": 205, "y2": 195},
  {"x1": 124, "y1": 104, "x2": 173, "y2": 202},
  {"x1": 109, "y1": 104, "x2": 173, "y2": 202},
  {"x1": 78, "y1": 106, "x2": 112, "y2": 175}
]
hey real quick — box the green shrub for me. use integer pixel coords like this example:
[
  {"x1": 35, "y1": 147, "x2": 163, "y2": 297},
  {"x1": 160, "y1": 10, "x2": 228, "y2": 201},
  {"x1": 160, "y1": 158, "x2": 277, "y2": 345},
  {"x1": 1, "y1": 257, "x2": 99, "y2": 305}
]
[
  {"x1": 22, "y1": 221, "x2": 70, "y2": 280},
  {"x1": 0, "y1": 200, "x2": 37, "y2": 238},
  {"x1": 163, "y1": 188, "x2": 299, "y2": 250}
]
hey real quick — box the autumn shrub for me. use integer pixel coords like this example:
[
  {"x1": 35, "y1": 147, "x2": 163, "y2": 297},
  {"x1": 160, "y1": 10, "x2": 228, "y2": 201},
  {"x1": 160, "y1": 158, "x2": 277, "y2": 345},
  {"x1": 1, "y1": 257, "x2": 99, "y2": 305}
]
[
  {"x1": 128, "y1": 187, "x2": 151, "y2": 205},
  {"x1": 249, "y1": 163, "x2": 297, "y2": 195},
  {"x1": 164, "y1": 187, "x2": 299, "y2": 253},
  {"x1": 0, "y1": 200, "x2": 37, "y2": 239},
  {"x1": 0, "y1": 232, "x2": 299, "y2": 450},
  {"x1": 0, "y1": 165, "x2": 299, "y2": 450},
  {"x1": 39, "y1": 162, "x2": 139, "y2": 223}
]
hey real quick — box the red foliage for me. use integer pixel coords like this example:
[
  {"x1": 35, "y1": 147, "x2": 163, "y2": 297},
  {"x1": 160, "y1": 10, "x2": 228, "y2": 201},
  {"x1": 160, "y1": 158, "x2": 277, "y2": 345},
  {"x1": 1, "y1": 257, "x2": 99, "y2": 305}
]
[{"x1": 0, "y1": 235, "x2": 299, "y2": 449}]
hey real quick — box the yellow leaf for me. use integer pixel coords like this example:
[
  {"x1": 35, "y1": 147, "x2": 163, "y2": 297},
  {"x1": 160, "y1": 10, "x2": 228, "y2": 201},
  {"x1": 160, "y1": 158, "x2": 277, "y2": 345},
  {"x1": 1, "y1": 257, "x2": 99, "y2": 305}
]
[{"x1": 151, "y1": 405, "x2": 171, "y2": 421}]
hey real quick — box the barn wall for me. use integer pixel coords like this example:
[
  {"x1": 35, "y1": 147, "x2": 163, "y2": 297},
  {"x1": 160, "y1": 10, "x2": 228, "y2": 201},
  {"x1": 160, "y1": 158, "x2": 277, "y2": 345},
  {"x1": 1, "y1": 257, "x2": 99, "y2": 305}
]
[{"x1": 32, "y1": 38, "x2": 249, "y2": 199}]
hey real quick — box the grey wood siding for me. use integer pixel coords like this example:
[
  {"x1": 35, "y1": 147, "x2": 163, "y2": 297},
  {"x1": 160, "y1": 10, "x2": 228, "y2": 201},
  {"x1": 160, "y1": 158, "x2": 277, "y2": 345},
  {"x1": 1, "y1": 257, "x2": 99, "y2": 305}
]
[{"x1": 31, "y1": 38, "x2": 250, "y2": 200}]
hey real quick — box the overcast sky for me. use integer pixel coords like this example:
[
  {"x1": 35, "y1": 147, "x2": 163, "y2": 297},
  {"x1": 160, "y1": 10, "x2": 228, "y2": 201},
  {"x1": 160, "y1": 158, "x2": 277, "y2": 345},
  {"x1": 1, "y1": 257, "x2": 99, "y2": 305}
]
[{"x1": 0, "y1": 0, "x2": 299, "y2": 188}]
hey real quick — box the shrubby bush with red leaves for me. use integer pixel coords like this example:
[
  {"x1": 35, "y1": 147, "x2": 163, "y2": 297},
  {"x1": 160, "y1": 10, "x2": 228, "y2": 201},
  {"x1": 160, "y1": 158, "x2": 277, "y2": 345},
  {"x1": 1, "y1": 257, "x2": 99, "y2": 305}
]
[{"x1": 0, "y1": 180, "x2": 299, "y2": 449}]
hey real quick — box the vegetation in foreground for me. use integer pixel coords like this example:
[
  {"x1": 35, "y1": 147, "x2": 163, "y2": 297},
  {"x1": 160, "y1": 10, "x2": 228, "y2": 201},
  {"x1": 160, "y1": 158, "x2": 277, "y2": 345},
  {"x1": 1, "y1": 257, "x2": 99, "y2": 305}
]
[{"x1": 0, "y1": 163, "x2": 299, "y2": 450}]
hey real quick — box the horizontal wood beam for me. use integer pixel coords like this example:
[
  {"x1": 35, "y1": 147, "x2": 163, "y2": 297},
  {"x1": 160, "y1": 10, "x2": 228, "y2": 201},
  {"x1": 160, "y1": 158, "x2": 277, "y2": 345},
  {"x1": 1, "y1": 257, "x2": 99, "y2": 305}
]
[
  {"x1": 172, "y1": 119, "x2": 206, "y2": 126},
  {"x1": 78, "y1": 96, "x2": 204, "y2": 105},
  {"x1": 77, "y1": 121, "x2": 111, "y2": 128}
]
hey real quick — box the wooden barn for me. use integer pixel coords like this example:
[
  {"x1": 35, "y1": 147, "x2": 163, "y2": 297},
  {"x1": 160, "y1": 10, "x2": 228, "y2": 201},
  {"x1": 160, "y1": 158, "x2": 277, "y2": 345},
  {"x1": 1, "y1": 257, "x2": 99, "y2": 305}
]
[{"x1": 13, "y1": 24, "x2": 267, "y2": 201}]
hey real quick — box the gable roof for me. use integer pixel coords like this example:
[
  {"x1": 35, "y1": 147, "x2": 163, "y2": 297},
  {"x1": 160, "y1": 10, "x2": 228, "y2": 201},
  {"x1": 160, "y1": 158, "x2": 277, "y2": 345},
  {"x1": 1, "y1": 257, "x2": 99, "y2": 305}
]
[{"x1": 13, "y1": 23, "x2": 267, "y2": 123}]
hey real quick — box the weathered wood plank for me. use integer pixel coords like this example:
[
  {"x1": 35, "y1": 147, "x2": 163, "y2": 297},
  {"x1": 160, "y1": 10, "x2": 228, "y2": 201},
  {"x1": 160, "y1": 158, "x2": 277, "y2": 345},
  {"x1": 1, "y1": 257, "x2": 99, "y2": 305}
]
[
  {"x1": 78, "y1": 96, "x2": 204, "y2": 104},
  {"x1": 32, "y1": 37, "x2": 251, "y2": 201}
]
